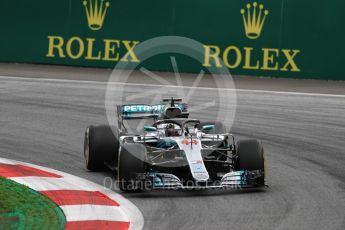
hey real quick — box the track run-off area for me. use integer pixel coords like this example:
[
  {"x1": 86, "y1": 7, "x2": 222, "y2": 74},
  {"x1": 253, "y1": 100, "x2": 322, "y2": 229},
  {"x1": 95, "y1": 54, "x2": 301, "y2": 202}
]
[{"x1": 0, "y1": 69, "x2": 344, "y2": 230}]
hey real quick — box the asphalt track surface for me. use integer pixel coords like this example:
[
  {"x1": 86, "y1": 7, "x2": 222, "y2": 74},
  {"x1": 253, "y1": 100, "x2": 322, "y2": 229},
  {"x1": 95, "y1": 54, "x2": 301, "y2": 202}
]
[{"x1": 1, "y1": 65, "x2": 345, "y2": 230}]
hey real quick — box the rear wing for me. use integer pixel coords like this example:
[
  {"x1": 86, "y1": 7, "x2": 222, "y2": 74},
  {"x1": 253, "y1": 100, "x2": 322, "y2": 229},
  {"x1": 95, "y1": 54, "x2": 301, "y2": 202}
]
[{"x1": 116, "y1": 103, "x2": 188, "y2": 120}]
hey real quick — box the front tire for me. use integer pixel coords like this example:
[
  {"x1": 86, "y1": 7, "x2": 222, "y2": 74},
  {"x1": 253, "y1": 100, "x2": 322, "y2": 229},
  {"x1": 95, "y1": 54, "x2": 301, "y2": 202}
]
[
  {"x1": 118, "y1": 143, "x2": 146, "y2": 192},
  {"x1": 236, "y1": 139, "x2": 265, "y2": 185},
  {"x1": 84, "y1": 125, "x2": 119, "y2": 171}
]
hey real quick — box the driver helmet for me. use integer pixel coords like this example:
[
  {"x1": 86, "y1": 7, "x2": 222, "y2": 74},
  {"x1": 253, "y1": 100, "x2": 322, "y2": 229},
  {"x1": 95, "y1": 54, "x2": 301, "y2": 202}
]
[{"x1": 165, "y1": 123, "x2": 180, "y2": 137}]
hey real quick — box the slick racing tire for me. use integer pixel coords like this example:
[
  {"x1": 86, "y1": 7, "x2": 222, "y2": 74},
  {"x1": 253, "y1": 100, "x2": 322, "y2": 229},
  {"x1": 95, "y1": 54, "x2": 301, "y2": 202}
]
[
  {"x1": 197, "y1": 121, "x2": 227, "y2": 134},
  {"x1": 236, "y1": 139, "x2": 265, "y2": 184},
  {"x1": 84, "y1": 125, "x2": 119, "y2": 171},
  {"x1": 118, "y1": 143, "x2": 146, "y2": 192}
]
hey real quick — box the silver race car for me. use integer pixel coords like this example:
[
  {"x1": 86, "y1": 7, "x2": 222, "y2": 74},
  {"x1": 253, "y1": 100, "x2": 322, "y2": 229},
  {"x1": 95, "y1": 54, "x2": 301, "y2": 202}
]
[{"x1": 84, "y1": 98, "x2": 266, "y2": 192}]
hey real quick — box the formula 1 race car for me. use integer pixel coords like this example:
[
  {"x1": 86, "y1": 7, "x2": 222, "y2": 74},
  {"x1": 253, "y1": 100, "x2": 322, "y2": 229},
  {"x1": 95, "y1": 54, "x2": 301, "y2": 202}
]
[{"x1": 84, "y1": 98, "x2": 266, "y2": 192}]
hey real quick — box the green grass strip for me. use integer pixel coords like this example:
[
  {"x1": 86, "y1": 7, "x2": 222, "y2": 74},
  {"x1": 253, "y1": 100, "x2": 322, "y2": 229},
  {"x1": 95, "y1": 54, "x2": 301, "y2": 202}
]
[{"x1": 0, "y1": 176, "x2": 66, "y2": 230}]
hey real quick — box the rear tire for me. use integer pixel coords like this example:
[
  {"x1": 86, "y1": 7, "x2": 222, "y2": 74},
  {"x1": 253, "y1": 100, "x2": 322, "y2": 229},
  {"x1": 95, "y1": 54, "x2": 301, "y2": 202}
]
[
  {"x1": 236, "y1": 139, "x2": 265, "y2": 184},
  {"x1": 84, "y1": 125, "x2": 119, "y2": 171},
  {"x1": 118, "y1": 143, "x2": 146, "y2": 192}
]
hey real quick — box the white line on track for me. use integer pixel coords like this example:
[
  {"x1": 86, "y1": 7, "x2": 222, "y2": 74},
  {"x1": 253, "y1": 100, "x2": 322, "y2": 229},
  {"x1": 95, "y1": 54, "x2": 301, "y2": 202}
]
[{"x1": 1, "y1": 75, "x2": 345, "y2": 98}]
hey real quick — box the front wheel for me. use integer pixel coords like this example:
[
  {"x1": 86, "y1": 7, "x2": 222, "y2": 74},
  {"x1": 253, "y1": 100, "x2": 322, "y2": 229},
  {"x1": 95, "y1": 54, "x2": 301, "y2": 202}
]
[
  {"x1": 118, "y1": 143, "x2": 146, "y2": 192},
  {"x1": 84, "y1": 125, "x2": 119, "y2": 171},
  {"x1": 236, "y1": 139, "x2": 265, "y2": 185}
]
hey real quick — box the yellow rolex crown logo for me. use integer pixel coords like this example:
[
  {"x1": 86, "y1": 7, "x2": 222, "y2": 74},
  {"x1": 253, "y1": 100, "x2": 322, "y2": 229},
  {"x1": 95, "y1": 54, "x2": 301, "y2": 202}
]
[
  {"x1": 83, "y1": 0, "x2": 110, "y2": 31},
  {"x1": 240, "y1": 2, "x2": 269, "y2": 39}
]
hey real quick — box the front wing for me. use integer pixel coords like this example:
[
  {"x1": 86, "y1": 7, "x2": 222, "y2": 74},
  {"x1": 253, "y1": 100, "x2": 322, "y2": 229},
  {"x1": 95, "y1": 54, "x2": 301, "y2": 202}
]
[{"x1": 139, "y1": 170, "x2": 265, "y2": 190}]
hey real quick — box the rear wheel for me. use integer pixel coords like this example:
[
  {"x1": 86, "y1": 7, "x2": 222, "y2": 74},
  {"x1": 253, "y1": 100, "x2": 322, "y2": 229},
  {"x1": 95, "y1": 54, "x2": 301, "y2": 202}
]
[
  {"x1": 118, "y1": 143, "x2": 146, "y2": 192},
  {"x1": 84, "y1": 125, "x2": 119, "y2": 171},
  {"x1": 236, "y1": 139, "x2": 265, "y2": 184}
]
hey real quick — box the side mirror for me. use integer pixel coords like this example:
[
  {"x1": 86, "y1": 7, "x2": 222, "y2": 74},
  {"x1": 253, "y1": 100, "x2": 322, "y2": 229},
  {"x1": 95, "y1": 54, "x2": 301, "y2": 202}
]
[
  {"x1": 202, "y1": 124, "x2": 215, "y2": 131},
  {"x1": 144, "y1": 126, "x2": 157, "y2": 132}
]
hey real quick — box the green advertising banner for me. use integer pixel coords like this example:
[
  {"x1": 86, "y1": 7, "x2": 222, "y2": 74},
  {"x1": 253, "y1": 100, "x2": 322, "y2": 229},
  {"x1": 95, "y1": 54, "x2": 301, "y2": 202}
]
[{"x1": 1, "y1": 0, "x2": 344, "y2": 80}]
